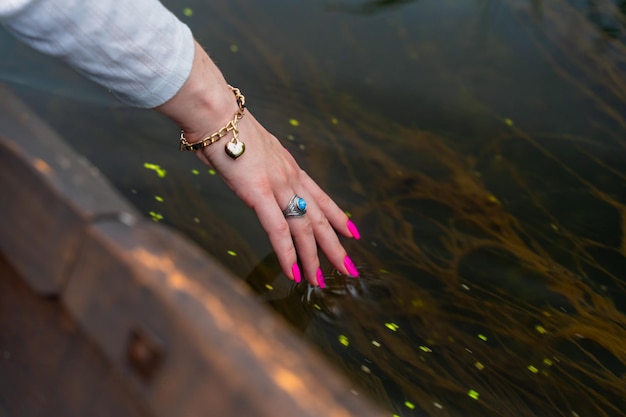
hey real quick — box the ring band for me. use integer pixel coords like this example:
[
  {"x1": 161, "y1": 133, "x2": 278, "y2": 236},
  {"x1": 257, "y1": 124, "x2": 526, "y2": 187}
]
[{"x1": 283, "y1": 195, "x2": 307, "y2": 218}]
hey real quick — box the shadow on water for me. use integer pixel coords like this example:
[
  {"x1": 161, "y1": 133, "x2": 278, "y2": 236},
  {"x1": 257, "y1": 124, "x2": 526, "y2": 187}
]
[{"x1": 2, "y1": 0, "x2": 626, "y2": 416}]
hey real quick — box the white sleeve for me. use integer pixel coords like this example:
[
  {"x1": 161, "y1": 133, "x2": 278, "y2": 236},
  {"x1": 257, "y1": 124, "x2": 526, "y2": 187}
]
[{"x1": 0, "y1": 0, "x2": 195, "y2": 108}]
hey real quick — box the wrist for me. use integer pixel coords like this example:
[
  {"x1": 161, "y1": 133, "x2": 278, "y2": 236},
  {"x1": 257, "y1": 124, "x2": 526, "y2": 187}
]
[
  {"x1": 178, "y1": 86, "x2": 246, "y2": 160},
  {"x1": 155, "y1": 41, "x2": 238, "y2": 141}
]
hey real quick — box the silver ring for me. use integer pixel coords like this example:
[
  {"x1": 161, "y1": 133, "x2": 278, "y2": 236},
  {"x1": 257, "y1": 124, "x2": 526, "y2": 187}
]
[{"x1": 283, "y1": 194, "x2": 307, "y2": 218}]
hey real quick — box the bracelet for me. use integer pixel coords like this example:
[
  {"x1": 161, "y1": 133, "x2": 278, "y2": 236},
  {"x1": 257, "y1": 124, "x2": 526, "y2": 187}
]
[{"x1": 178, "y1": 85, "x2": 247, "y2": 159}]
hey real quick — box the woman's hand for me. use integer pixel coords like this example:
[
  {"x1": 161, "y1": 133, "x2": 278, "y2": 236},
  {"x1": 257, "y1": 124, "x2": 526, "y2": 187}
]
[
  {"x1": 157, "y1": 41, "x2": 360, "y2": 286},
  {"x1": 197, "y1": 112, "x2": 359, "y2": 285}
]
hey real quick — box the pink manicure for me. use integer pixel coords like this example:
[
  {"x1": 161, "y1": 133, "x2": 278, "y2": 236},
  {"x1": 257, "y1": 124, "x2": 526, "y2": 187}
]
[
  {"x1": 292, "y1": 263, "x2": 301, "y2": 283},
  {"x1": 347, "y1": 219, "x2": 361, "y2": 240},
  {"x1": 343, "y1": 256, "x2": 359, "y2": 277},
  {"x1": 316, "y1": 268, "x2": 326, "y2": 288}
]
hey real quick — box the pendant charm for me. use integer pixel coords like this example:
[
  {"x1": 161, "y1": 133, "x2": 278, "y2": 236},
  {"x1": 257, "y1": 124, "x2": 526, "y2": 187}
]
[{"x1": 225, "y1": 138, "x2": 245, "y2": 159}]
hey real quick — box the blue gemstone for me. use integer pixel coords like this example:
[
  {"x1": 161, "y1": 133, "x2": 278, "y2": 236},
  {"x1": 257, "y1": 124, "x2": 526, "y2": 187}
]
[{"x1": 297, "y1": 198, "x2": 307, "y2": 211}]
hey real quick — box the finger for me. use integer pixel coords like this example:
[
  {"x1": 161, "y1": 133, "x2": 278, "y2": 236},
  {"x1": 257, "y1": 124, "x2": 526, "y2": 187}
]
[
  {"x1": 252, "y1": 193, "x2": 300, "y2": 282},
  {"x1": 304, "y1": 196, "x2": 360, "y2": 278},
  {"x1": 288, "y1": 215, "x2": 320, "y2": 285},
  {"x1": 307, "y1": 206, "x2": 349, "y2": 274},
  {"x1": 280, "y1": 193, "x2": 321, "y2": 285},
  {"x1": 299, "y1": 171, "x2": 360, "y2": 240},
  {"x1": 299, "y1": 173, "x2": 360, "y2": 277}
]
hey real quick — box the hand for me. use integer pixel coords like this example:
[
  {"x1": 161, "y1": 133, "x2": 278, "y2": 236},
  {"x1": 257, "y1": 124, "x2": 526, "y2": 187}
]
[
  {"x1": 156, "y1": 41, "x2": 360, "y2": 286},
  {"x1": 195, "y1": 112, "x2": 360, "y2": 286}
]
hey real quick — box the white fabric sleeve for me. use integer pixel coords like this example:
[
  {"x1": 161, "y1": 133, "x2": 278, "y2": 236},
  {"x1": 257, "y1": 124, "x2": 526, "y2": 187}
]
[{"x1": 0, "y1": 0, "x2": 195, "y2": 108}]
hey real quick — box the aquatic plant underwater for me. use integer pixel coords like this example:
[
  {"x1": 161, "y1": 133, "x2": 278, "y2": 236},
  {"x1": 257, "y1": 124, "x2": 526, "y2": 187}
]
[
  {"x1": 2, "y1": 0, "x2": 624, "y2": 416},
  {"x1": 240, "y1": 1, "x2": 626, "y2": 415}
]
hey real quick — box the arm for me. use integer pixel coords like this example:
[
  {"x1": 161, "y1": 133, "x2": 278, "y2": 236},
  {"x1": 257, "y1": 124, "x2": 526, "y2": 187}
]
[
  {"x1": 156, "y1": 40, "x2": 360, "y2": 285},
  {"x1": 1, "y1": 0, "x2": 360, "y2": 285}
]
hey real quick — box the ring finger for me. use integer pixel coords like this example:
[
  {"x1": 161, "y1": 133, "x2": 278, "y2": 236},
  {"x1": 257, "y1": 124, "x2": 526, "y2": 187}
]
[{"x1": 281, "y1": 192, "x2": 322, "y2": 286}]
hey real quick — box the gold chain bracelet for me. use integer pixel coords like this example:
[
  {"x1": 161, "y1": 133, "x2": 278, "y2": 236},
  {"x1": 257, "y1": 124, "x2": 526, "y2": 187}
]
[{"x1": 179, "y1": 85, "x2": 247, "y2": 159}]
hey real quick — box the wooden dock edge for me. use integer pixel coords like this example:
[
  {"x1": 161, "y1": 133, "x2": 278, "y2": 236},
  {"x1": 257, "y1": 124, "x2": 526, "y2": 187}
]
[{"x1": 0, "y1": 84, "x2": 385, "y2": 417}]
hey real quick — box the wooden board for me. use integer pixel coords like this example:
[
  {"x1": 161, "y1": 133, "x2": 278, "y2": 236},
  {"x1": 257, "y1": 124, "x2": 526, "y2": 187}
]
[
  {"x1": 0, "y1": 83, "x2": 138, "y2": 295},
  {"x1": 0, "y1": 254, "x2": 150, "y2": 417}
]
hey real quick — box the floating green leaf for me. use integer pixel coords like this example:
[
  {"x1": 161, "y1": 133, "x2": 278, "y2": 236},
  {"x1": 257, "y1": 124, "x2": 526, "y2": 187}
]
[
  {"x1": 143, "y1": 162, "x2": 167, "y2": 178},
  {"x1": 385, "y1": 322, "x2": 400, "y2": 331},
  {"x1": 149, "y1": 211, "x2": 163, "y2": 222}
]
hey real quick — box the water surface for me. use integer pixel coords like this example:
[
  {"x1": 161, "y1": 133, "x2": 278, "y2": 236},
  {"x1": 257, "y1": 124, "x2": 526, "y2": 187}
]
[{"x1": 2, "y1": 1, "x2": 625, "y2": 416}]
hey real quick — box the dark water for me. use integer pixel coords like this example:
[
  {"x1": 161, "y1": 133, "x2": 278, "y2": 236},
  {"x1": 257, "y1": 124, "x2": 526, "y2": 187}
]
[{"x1": 2, "y1": 0, "x2": 625, "y2": 416}]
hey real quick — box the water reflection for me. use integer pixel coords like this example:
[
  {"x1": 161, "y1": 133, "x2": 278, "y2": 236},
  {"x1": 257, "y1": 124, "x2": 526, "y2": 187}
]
[{"x1": 3, "y1": 0, "x2": 625, "y2": 416}]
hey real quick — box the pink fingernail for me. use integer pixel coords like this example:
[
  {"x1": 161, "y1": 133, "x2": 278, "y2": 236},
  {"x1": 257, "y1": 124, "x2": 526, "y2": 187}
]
[
  {"x1": 344, "y1": 256, "x2": 359, "y2": 277},
  {"x1": 292, "y1": 263, "x2": 301, "y2": 283},
  {"x1": 316, "y1": 268, "x2": 326, "y2": 288},
  {"x1": 347, "y1": 219, "x2": 361, "y2": 240}
]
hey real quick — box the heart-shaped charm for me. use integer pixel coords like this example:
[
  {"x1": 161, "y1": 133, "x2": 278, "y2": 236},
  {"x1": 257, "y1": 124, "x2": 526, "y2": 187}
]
[{"x1": 225, "y1": 139, "x2": 245, "y2": 159}]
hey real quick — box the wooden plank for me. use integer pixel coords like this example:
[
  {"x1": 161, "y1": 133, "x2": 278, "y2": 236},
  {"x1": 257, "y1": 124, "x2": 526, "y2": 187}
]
[
  {"x1": 0, "y1": 84, "x2": 138, "y2": 295},
  {"x1": 64, "y1": 219, "x2": 385, "y2": 417},
  {"x1": 0, "y1": 254, "x2": 150, "y2": 417}
]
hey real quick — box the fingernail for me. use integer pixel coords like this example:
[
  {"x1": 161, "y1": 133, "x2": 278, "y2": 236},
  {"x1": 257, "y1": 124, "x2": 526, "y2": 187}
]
[
  {"x1": 316, "y1": 268, "x2": 326, "y2": 288},
  {"x1": 292, "y1": 263, "x2": 301, "y2": 283},
  {"x1": 347, "y1": 219, "x2": 361, "y2": 240},
  {"x1": 343, "y1": 256, "x2": 359, "y2": 277}
]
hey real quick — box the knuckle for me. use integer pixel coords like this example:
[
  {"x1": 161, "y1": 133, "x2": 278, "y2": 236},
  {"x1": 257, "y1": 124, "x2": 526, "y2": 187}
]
[
  {"x1": 314, "y1": 213, "x2": 330, "y2": 229},
  {"x1": 255, "y1": 181, "x2": 273, "y2": 198},
  {"x1": 332, "y1": 242, "x2": 347, "y2": 258},
  {"x1": 316, "y1": 192, "x2": 332, "y2": 207},
  {"x1": 299, "y1": 220, "x2": 314, "y2": 237},
  {"x1": 280, "y1": 163, "x2": 299, "y2": 180},
  {"x1": 275, "y1": 220, "x2": 291, "y2": 235},
  {"x1": 283, "y1": 245, "x2": 297, "y2": 260},
  {"x1": 247, "y1": 184, "x2": 273, "y2": 210}
]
